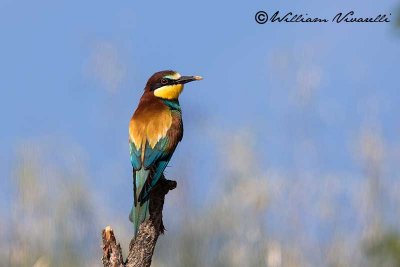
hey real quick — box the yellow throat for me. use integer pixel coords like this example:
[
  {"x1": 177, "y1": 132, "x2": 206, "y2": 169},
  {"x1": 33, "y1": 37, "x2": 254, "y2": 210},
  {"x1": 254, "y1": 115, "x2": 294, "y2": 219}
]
[{"x1": 154, "y1": 84, "x2": 184, "y2": 100}]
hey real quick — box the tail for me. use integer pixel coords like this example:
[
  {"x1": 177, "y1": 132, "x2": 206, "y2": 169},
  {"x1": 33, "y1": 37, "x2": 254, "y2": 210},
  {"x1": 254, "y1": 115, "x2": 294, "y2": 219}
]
[{"x1": 129, "y1": 168, "x2": 150, "y2": 237}]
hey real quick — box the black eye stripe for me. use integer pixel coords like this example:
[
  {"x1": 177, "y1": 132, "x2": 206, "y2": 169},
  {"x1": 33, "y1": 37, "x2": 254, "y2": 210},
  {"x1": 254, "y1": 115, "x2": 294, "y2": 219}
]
[
  {"x1": 150, "y1": 78, "x2": 178, "y2": 91},
  {"x1": 161, "y1": 78, "x2": 179, "y2": 85}
]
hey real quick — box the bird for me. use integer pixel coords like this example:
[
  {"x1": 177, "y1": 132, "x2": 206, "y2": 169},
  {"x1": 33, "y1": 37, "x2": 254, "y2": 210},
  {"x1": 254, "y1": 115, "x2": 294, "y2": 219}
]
[{"x1": 128, "y1": 70, "x2": 202, "y2": 237}]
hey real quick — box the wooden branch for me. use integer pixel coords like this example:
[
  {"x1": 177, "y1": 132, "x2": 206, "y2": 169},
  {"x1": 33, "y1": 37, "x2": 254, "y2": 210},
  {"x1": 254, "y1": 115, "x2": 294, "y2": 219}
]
[{"x1": 101, "y1": 177, "x2": 177, "y2": 267}]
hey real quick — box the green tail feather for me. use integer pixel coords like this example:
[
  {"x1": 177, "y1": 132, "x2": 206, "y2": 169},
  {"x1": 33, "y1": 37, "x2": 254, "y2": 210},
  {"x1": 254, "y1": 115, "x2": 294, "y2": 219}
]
[
  {"x1": 129, "y1": 169, "x2": 150, "y2": 237},
  {"x1": 129, "y1": 200, "x2": 149, "y2": 237}
]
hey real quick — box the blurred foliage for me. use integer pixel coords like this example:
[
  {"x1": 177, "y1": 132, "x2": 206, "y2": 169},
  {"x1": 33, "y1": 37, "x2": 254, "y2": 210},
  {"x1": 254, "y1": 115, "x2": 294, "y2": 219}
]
[
  {"x1": 153, "y1": 128, "x2": 399, "y2": 267},
  {"x1": 1, "y1": 127, "x2": 399, "y2": 267},
  {"x1": 397, "y1": 6, "x2": 400, "y2": 29},
  {"x1": 2, "y1": 142, "x2": 98, "y2": 267},
  {"x1": 365, "y1": 231, "x2": 400, "y2": 267},
  {"x1": 154, "y1": 131, "x2": 270, "y2": 267}
]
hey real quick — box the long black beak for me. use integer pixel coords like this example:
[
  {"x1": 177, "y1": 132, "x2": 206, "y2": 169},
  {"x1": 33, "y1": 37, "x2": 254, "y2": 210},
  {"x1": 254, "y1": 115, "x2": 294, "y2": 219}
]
[{"x1": 177, "y1": 75, "x2": 203, "y2": 84}]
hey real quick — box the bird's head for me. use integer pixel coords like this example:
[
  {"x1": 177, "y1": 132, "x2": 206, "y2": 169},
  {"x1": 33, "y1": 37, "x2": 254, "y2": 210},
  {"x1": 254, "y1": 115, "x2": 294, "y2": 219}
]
[{"x1": 145, "y1": 70, "x2": 202, "y2": 100}]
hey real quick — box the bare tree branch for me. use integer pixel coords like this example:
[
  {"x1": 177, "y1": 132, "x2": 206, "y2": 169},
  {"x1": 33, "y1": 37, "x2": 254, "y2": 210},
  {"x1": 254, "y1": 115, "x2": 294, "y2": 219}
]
[{"x1": 101, "y1": 177, "x2": 177, "y2": 267}]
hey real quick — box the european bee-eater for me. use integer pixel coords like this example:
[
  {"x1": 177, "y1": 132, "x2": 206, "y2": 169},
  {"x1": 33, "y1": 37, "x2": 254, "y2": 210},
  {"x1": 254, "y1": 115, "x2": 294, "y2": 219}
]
[{"x1": 128, "y1": 70, "x2": 202, "y2": 236}]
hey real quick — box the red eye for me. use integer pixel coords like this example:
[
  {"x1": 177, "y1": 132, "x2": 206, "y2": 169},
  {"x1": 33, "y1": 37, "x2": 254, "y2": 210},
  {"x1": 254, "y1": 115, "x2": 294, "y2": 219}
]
[{"x1": 161, "y1": 78, "x2": 168, "y2": 85}]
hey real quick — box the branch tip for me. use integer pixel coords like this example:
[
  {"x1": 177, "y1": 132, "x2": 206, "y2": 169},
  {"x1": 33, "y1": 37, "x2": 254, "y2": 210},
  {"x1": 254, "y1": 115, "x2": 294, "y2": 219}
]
[{"x1": 101, "y1": 177, "x2": 176, "y2": 267}]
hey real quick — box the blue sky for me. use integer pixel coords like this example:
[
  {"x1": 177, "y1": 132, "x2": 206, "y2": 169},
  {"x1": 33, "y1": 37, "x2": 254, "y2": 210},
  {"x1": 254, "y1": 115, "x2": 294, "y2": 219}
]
[{"x1": 1, "y1": 0, "x2": 399, "y2": 230}]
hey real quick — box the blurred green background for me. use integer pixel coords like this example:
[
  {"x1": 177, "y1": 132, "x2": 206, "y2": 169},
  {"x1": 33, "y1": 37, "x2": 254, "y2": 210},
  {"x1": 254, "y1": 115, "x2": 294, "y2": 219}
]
[{"x1": 1, "y1": 1, "x2": 400, "y2": 266}]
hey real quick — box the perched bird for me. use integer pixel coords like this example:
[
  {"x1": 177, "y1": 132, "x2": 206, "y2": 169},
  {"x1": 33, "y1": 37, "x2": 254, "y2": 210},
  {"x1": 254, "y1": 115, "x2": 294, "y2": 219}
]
[{"x1": 128, "y1": 70, "x2": 202, "y2": 236}]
